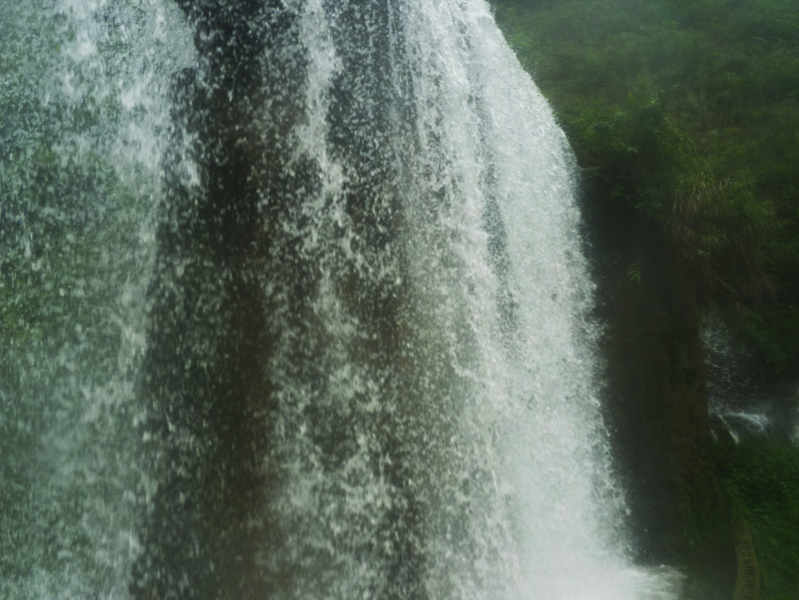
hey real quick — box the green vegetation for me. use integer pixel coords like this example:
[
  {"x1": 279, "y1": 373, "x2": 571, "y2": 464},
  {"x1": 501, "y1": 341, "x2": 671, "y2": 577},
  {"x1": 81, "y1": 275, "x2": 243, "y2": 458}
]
[
  {"x1": 0, "y1": 0, "x2": 149, "y2": 351},
  {"x1": 490, "y1": 0, "x2": 799, "y2": 595},
  {"x1": 1, "y1": 6, "x2": 157, "y2": 590},
  {"x1": 686, "y1": 441, "x2": 799, "y2": 599},
  {"x1": 722, "y1": 442, "x2": 799, "y2": 599},
  {"x1": 0, "y1": 145, "x2": 147, "y2": 348},
  {"x1": 492, "y1": 0, "x2": 799, "y2": 374}
]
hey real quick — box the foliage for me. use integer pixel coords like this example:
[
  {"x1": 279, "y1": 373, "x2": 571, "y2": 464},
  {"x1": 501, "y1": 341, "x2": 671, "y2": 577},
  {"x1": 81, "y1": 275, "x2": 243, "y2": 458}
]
[
  {"x1": 0, "y1": 6, "x2": 159, "y2": 586},
  {"x1": 563, "y1": 81, "x2": 683, "y2": 218},
  {"x1": 491, "y1": 2, "x2": 799, "y2": 594},
  {"x1": 686, "y1": 441, "x2": 799, "y2": 599},
  {"x1": 723, "y1": 302, "x2": 799, "y2": 375},
  {"x1": 491, "y1": 0, "x2": 799, "y2": 370},
  {"x1": 0, "y1": 139, "x2": 151, "y2": 347},
  {"x1": 671, "y1": 157, "x2": 776, "y2": 303}
]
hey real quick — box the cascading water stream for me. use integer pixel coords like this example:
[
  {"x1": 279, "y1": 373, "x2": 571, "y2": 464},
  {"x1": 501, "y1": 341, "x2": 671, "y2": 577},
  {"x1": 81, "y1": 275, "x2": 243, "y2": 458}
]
[{"x1": 1, "y1": 0, "x2": 682, "y2": 598}]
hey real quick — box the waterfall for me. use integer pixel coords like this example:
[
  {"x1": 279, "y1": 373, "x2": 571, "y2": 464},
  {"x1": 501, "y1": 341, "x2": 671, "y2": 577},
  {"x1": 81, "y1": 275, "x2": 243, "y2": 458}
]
[{"x1": 1, "y1": 0, "x2": 682, "y2": 598}]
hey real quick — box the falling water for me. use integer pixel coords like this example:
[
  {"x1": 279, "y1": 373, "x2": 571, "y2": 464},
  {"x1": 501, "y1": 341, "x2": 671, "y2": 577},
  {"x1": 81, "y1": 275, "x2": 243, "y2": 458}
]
[{"x1": 2, "y1": 0, "x2": 682, "y2": 598}]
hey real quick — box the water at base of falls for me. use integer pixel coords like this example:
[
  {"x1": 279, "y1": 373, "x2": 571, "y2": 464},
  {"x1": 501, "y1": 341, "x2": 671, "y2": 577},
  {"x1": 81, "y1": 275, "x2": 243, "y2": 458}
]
[{"x1": 1, "y1": 0, "x2": 682, "y2": 598}]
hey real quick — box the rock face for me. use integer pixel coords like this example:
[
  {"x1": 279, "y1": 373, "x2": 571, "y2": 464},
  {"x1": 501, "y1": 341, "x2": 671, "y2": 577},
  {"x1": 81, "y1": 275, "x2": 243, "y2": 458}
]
[
  {"x1": 129, "y1": 2, "x2": 302, "y2": 598},
  {"x1": 579, "y1": 174, "x2": 713, "y2": 563}
]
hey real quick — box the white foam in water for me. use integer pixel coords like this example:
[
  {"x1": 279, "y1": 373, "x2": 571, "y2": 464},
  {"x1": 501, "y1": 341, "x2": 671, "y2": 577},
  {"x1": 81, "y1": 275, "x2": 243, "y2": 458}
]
[
  {"x1": 1, "y1": 0, "x2": 683, "y2": 598},
  {"x1": 1, "y1": 0, "x2": 193, "y2": 597}
]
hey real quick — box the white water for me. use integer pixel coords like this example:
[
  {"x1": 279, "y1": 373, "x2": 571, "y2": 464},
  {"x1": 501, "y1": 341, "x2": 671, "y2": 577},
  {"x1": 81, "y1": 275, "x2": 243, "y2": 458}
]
[
  {"x1": 1, "y1": 0, "x2": 681, "y2": 598},
  {"x1": 702, "y1": 313, "x2": 797, "y2": 444},
  {"x1": 1, "y1": 0, "x2": 193, "y2": 596}
]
